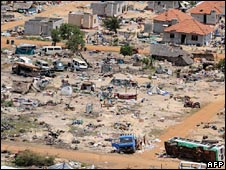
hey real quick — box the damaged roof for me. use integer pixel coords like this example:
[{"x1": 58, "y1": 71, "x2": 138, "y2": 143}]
[
  {"x1": 150, "y1": 44, "x2": 189, "y2": 57},
  {"x1": 153, "y1": 9, "x2": 193, "y2": 22},
  {"x1": 150, "y1": 44, "x2": 193, "y2": 65}
]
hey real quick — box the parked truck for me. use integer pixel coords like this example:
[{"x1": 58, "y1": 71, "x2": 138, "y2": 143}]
[
  {"x1": 111, "y1": 134, "x2": 139, "y2": 153},
  {"x1": 12, "y1": 62, "x2": 56, "y2": 78}
]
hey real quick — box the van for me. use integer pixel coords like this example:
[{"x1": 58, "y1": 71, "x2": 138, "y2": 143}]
[
  {"x1": 71, "y1": 58, "x2": 88, "y2": 71},
  {"x1": 41, "y1": 46, "x2": 62, "y2": 55},
  {"x1": 35, "y1": 60, "x2": 50, "y2": 70}
]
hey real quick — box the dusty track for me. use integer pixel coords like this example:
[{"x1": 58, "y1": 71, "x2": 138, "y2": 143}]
[
  {"x1": 1, "y1": 36, "x2": 150, "y2": 54},
  {"x1": 2, "y1": 96, "x2": 225, "y2": 169}
]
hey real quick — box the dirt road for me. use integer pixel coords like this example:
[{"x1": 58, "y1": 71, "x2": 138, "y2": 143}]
[
  {"x1": 1, "y1": 36, "x2": 150, "y2": 54},
  {"x1": 2, "y1": 95, "x2": 224, "y2": 169}
]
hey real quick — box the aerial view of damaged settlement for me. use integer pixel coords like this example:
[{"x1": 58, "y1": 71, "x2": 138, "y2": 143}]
[{"x1": 1, "y1": 1, "x2": 225, "y2": 169}]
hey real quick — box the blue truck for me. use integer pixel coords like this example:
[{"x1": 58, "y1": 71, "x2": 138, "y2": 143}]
[{"x1": 111, "y1": 134, "x2": 137, "y2": 153}]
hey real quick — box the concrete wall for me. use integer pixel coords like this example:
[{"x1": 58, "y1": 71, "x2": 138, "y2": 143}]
[
  {"x1": 144, "y1": 22, "x2": 153, "y2": 33},
  {"x1": 163, "y1": 32, "x2": 212, "y2": 46},
  {"x1": 91, "y1": 1, "x2": 128, "y2": 17},
  {"x1": 69, "y1": 13, "x2": 98, "y2": 29},
  {"x1": 113, "y1": 3, "x2": 120, "y2": 17},
  {"x1": 24, "y1": 20, "x2": 42, "y2": 35},
  {"x1": 153, "y1": 20, "x2": 172, "y2": 34},
  {"x1": 203, "y1": 33, "x2": 212, "y2": 46},
  {"x1": 68, "y1": 13, "x2": 83, "y2": 27},
  {"x1": 206, "y1": 11, "x2": 218, "y2": 25},
  {"x1": 24, "y1": 18, "x2": 63, "y2": 36},
  {"x1": 191, "y1": 11, "x2": 218, "y2": 25},
  {"x1": 105, "y1": 3, "x2": 114, "y2": 17},
  {"x1": 91, "y1": 3, "x2": 106, "y2": 16},
  {"x1": 90, "y1": 14, "x2": 98, "y2": 28},
  {"x1": 147, "y1": 1, "x2": 155, "y2": 9},
  {"x1": 190, "y1": 14, "x2": 203, "y2": 23},
  {"x1": 148, "y1": 1, "x2": 179, "y2": 13},
  {"x1": 52, "y1": 18, "x2": 64, "y2": 30}
]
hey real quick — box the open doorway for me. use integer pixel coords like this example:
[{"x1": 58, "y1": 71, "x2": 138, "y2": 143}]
[
  {"x1": 204, "y1": 14, "x2": 207, "y2": 24},
  {"x1": 181, "y1": 34, "x2": 186, "y2": 44}
]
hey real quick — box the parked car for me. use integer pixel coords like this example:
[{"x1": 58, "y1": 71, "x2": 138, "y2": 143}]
[
  {"x1": 35, "y1": 60, "x2": 50, "y2": 70},
  {"x1": 53, "y1": 60, "x2": 65, "y2": 71}
]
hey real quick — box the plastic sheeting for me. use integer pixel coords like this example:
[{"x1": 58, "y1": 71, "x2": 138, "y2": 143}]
[{"x1": 61, "y1": 86, "x2": 72, "y2": 96}]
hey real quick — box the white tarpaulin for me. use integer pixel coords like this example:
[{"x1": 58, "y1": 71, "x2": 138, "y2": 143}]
[{"x1": 61, "y1": 86, "x2": 72, "y2": 96}]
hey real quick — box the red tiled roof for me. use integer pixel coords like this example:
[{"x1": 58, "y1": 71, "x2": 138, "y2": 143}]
[
  {"x1": 153, "y1": 9, "x2": 193, "y2": 22},
  {"x1": 164, "y1": 18, "x2": 214, "y2": 35},
  {"x1": 188, "y1": 1, "x2": 225, "y2": 15}
]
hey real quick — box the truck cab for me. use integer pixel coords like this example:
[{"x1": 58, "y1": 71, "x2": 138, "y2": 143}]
[{"x1": 111, "y1": 134, "x2": 137, "y2": 153}]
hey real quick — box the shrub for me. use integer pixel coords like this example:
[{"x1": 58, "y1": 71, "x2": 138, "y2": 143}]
[
  {"x1": 120, "y1": 44, "x2": 133, "y2": 56},
  {"x1": 14, "y1": 150, "x2": 55, "y2": 167},
  {"x1": 2, "y1": 100, "x2": 14, "y2": 107}
]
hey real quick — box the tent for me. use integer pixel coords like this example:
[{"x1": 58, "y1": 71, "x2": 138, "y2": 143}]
[{"x1": 48, "y1": 162, "x2": 73, "y2": 169}]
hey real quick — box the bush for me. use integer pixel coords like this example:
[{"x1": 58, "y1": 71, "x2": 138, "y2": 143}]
[
  {"x1": 2, "y1": 100, "x2": 14, "y2": 107},
  {"x1": 120, "y1": 44, "x2": 133, "y2": 56},
  {"x1": 14, "y1": 150, "x2": 55, "y2": 167}
]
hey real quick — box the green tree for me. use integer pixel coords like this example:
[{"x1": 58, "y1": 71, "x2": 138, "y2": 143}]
[
  {"x1": 59, "y1": 24, "x2": 85, "y2": 52},
  {"x1": 142, "y1": 57, "x2": 150, "y2": 66},
  {"x1": 51, "y1": 29, "x2": 61, "y2": 46},
  {"x1": 120, "y1": 44, "x2": 133, "y2": 56},
  {"x1": 66, "y1": 33, "x2": 85, "y2": 52},
  {"x1": 59, "y1": 23, "x2": 76, "y2": 40},
  {"x1": 102, "y1": 16, "x2": 121, "y2": 33}
]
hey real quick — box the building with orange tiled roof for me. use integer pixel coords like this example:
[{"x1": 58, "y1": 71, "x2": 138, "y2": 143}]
[
  {"x1": 163, "y1": 18, "x2": 214, "y2": 46},
  {"x1": 188, "y1": 1, "x2": 225, "y2": 25},
  {"x1": 153, "y1": 9, "x2": 193, "y2": 33}
]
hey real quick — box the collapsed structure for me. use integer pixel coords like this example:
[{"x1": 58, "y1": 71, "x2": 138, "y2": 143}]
[{"x1": 150, "y1": 44, "x2": 194, "y2": 66}]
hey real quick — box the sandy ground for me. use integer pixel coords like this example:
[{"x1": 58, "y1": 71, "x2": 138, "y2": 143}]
[
  {"x1": 1, "y1": 1, "x2": 225, "y2": 169},
  {"x1": 1, "y1": 36, "x2": 225, "y2": 60},
  {"x1": 1, "y1": 36, "x2": 150, "y2": 54},
  {"x1": 1, "y1": 1, "x2": 93, "y2": 31},
  {"x1": 1, "y1": 50, "x2": 225, "y2": 168},
  {"x1": 1, "y1": 95, "x2": 225, "y2": 169}
]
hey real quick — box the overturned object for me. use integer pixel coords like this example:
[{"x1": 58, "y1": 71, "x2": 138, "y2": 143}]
[
  {"x1": 114, "y1": 93, "x2": 137, "y2": 100},
  {"x1": 165, "y1": 137, "x2": 225, "y2": 162}
]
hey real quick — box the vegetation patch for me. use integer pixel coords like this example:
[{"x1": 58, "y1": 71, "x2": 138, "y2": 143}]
[
  {"x1": 13, "y1": 149, "x2": 55, "y2": 167},
  {"x1": 1, "y1": 114, "x2": 40, "y2": 135}
]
